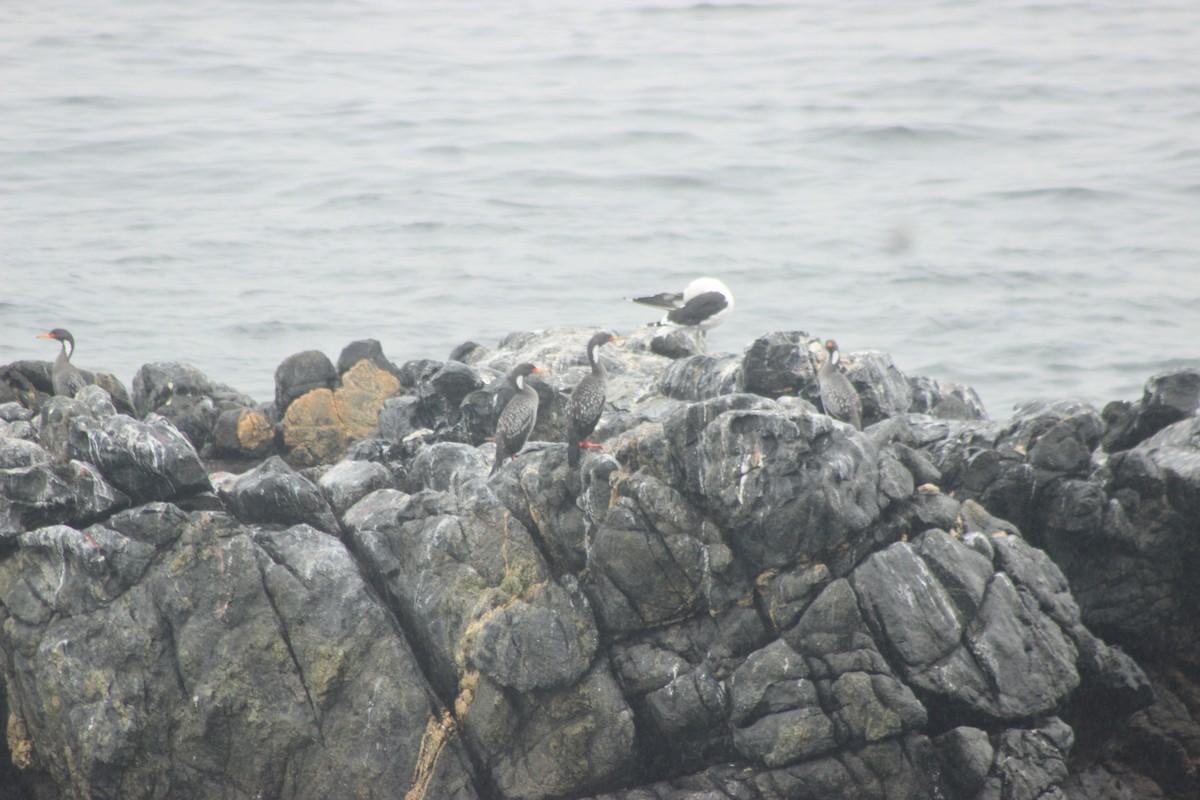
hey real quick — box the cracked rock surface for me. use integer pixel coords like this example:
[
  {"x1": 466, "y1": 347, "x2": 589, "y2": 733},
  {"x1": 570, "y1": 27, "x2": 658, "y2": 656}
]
[{"x1": 1, "y1": 329, "x2": 1196, "y2": 799}]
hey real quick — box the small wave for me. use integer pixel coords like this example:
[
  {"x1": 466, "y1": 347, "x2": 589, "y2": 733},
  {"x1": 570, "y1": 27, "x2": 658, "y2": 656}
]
[
  {"x1": 316, "y1": 192, "x2": 393, "y2": 209},
  {"x1": 984, "y1": 186, "x2": 1125, "y2": 202},
  {"x1": 806, "y1": 124, "x2": 981, "y2": 145},
  {"x1": 636, "y1": 2, "x2": 790, "y2": 15}
]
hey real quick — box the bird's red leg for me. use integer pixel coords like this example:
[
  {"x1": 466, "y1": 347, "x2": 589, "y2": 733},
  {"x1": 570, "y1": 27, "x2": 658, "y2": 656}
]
[{"x1": 579, "y1": 438, "x2": 604, "y2": 450}]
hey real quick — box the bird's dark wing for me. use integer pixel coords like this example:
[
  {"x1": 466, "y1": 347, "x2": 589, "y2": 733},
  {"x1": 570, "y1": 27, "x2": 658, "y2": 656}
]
[
  {"x1": 666, "y1": 291, "x2": 728, "y2": 326},
  {"x1": 498, "y1": 399, "x2": 537, "y2": 449},
  {"x1": 567, "y1": 375, "x2": 605, "y2": 440},
  {"x1": 627, "y1": 290, "x2": 684, "y2": 310}
]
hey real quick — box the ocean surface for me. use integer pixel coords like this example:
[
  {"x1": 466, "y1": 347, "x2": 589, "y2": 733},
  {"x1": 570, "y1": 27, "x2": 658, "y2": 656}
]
[{"x1": 3, "y1": 0, "x2": 1198, "y2": 418}]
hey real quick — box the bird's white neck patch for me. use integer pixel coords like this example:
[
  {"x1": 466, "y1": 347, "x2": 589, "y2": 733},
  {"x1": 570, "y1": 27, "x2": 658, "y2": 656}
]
[
  {"x1": 515, "y1": 374, "x2": 525, "y2": 390},
  {"x1": 63, "y1": 339, "x2": 74, "y2": 359}
]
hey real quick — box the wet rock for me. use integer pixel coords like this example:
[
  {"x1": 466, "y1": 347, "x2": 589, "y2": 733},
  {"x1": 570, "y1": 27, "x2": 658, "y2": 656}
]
[
  {"x1": 909, "y1": 374, "x2": 988, "y2": 420},
  {"x1": 657, "y1": 353, "x2": 743, "y2": 401},
  {"x1": 274, "y1": 349, "x2": 336, "y2": 414},
  {"x1": 934, "y1": 726, "x2": 994, "y2": 798},
  {"x1": 582, "y1": 470, "x2": 744, "y2": 632},
  {"x1": 1, "y1": 458, "x2": 127, "y2": 537},
  {"x1": 1103, "y1": 369, "x2": 1200, "y2": 452},
  {"x1": 210, "y1": 406, "x2": 276, "y2": 460},
  {"x1": 317, "y1": 458, "x2": 395, "y2": 518},
  {"x1": 448, "y1": 340, "x2": 489, "y2": 364},
  {"x1": 132, "y1": 362, "x2": 221, "y2": 449},
  {"x1": 336, "y1": 338, "x2": 400, "y2": 378},
  {"x1": 343, "y1": 487, "x2": 634, "y2": 796},
  {"x1": 851, "y1": 537, "x2": 1080, "y2": 722},
  {"x1": 666, "y1": 397, "x2": 880, "y2": 569},
  {"x1": 217, "y1": 456, "x2": 338, "y2": 533},
  {"x1": 844, "y1": 350, "x2": 913, "y2": 427},
  {"x1": 280, "y1": 360, "x2": 401, "y2": 465},
  {"x1": 741, "y1": 331, "x2": 821, "y2": 399},
  {"x1": 409, "y1": 442, "x2": 489, "y2": 493},
  {"x1": 0, "y1": 516, "x2": 480, "y2": 800},
  {"x1": 60, "y1": 412, "x2": 211, "y2": 505}
]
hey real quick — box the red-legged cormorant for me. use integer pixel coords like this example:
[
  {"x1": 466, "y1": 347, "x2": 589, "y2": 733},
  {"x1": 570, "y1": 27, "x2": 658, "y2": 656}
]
[
  {"x1": 490, "y1": 362, "x2": 550, "y2": 476},
  {"x1": 818, "y1": 339, "x2": 862, "y2": 430},
  {"x1": 566, "y1": 331, "x2": 624, "y2": 468},
  {"x1": 37, "y1": 328, "x2": 88, "y2": 398}
]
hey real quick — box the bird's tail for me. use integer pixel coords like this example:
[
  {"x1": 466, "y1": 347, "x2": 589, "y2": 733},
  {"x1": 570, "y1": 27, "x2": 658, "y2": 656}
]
[
  {"x1": 567, "y1": 438, "x2": 581, "y2": 468},
  {"x1": 489, "y1": 450, "x2": 503, "y2": 476}
]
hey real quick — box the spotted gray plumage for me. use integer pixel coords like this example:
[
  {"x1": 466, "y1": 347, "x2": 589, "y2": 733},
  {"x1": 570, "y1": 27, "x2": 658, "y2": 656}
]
[
  {"x1": 567, "y1": 331, "x2": 623, "y2": 468},
  {"x1": 37, "y1": 328, "x2": 88, "y2": 398},
  {"x1": 490, "y1": 362, "x2": 547, "y2": 476},
  {"x1": 818, "y1": 339, "x2": 862, "y2": 430}
]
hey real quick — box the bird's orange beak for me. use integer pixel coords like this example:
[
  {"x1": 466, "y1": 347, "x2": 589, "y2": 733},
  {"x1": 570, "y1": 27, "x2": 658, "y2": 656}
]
[
  {"x1": 609, "y1": 336, "x2": 626, "y2": 343},
  {"x1": 532, "y1": 367, "x2": 551, "y2": 374},
  {"x1": 37, "y1": 333, "x2": 55, "y2": 340}
]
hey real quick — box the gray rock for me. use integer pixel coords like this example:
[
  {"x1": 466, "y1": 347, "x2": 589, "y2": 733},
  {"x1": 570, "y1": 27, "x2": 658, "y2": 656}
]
[
  {"x1": 741, "y1": 331, "x2": 820, "y2": 399},
  {"x1": 990, "y1": 719, "x2": 1074, "y2": 800},
  {"x1": 317, "y1": 458, "x2": 395, "y2": 518},
  {"x1": 611, "y1": 608, "x2": 765, "y2": 771},
  {"x1": 934, "y1": 726, "x2": 994, "y2": 798},
  {"x1": 730, "y1": 639, "x2": 831, "y2": 763},
  {"x1": 0, "y1": 400, "x2": 36, "y2": 422},
  {"x1": 410, "y1": 441, "x2": 489, "y2": 493},
  {"x1": 0, "y1": 458, "x2": 128, "y2": 537},
  {"x1": 656, "y1": 354, "x2": 744, "y2": 401},
  {"x1": 218, "y1": 456, "x2": 339, "y2": 533},
  {"x1": 593, "y1": 738, "x2": 940, "y2": 800},
  {"x1": 1103, "y1": 368, "x2": 1200, "y2": 452},
  {"x1": 0, "y1": 516, "x2": 480, "y2": 799},
  {"x1": 665, "y1": 397, "x2": 880, "y2": 569},
  {"x1": 273, "y1": 349, "x2": 336, "y2": 413},
  {"x1": 336, "y1": 338, "x2": 400, "y2": 377},
  {"x1": 342, "y1": 486, "x2": 634, "y2": 796},
  {"x1": 66, "y1": 412, "x2": 211, "y2": 505},
  {"x1": 852, "y1": 539, "x2": 1080, "y2": 722},
  {"x1": 909, "y1": 374, "x2": 989, "y2": 420},
  {"x1": 583, "y1": 470, "x2": 742, "y2": 632},
  {"x1": 844, "y1": 350, "x2": 913, "y2": 427},
  {"x1": 132, "y1": 362, "x2": 222, "y2": 449}
]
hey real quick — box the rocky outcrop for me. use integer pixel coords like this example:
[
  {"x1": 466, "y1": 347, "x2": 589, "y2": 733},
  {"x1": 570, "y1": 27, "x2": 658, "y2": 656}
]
[{"x1": 0, "y1": 331, "x2": 1196, "y2": 800}]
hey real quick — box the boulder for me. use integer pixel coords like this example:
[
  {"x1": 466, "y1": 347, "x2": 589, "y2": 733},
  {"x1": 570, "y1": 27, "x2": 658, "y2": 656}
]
[
  {"x1": 217, "y1": 456, "x2": 339, "y2": 533},
  {"x1": 280, "y1": 360, "x2": 401, "y2": 465},
  {"x1": 741, "y1": 330, "x2": 821, "y2": 399},
  {"x1": 0, "y1": 515, "x2": 480, "y2": 799},
  {"x1": 1, "y1": 456, "x2": 128, "y2": 538},
  {"x1": 317, "y1": 458, "x2": 396, "y2": 518},
  {"x1": 336, "y1": 338, "x2": 400, "y2": 378},
  {"x1": 274, "y1": 350, "x2": 336, "y2": 414},
  {"x1": 663, "y1": 396, "x2": 880, "y2": 569},
  {"x1": 210, "y1": 406, "x2": 276, "y2": 460},
  {"x1": 851, "y1": 535, "x2": 1080, "y2": 721},
  {"x1": 343, "y1": 487, "x2": 635, "y2": 797},
  {"x1": 908, "y1": 375, "x2": 988, "y2": 421},
  {"x1": 131, "y1": 362, "x2": 221, "y2": 449},
  {"x1": 1103, "y1": 369, "x2": 1200, "y2": 452}
]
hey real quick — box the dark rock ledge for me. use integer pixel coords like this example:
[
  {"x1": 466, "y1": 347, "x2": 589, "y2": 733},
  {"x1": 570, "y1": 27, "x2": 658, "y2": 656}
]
[{"x1": 0, "y1": 326, "x2": 1197, "y2": 800}]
